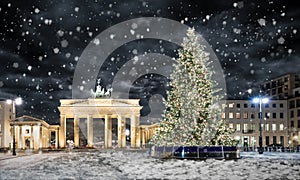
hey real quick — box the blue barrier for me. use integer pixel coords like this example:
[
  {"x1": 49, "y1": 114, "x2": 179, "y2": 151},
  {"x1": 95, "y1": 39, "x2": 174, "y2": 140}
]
[{"x1": 150, "y1": 145, "x2": 240, "y2": 160}]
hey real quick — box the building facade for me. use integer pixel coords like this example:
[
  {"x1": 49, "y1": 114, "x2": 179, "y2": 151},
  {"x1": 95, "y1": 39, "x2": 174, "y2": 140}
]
[
  {"x1": 261, "y1": 73, "x2": 300, "y2": 99},
  {"x1": 0, "y1": 101, "x2": 14, "y2": 149},
  {"x1": 261, "y1": 73, "x2": 300, "y2": 146},
  {"x1": 287, "y1": 87, "x2": 300, "y2": 146},
  {"x1": 222, "y1": 100, "x2": 289, "y2": 147},
  {"x1": 10, "y1": 116, "x2": 59, "y2": 149}
]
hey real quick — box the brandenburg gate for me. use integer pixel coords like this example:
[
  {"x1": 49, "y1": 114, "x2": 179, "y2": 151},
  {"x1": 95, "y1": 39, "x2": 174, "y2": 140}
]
[{"x1": 58, "y1": 98, "x2": 143, "y2": 148}]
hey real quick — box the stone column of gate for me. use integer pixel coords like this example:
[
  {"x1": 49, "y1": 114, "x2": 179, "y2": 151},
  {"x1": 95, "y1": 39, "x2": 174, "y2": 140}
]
[
  {"x1": 15, "y1": 126, "x2": 18, "y2": 149},
  {"x1": 105, "y1": 115, "x2": 112, "y2": 148},
  {"x1": 87, "y1": 114, "x2": 93, "y2": 148},
  {"x1": 19, "y1": 125, "x2": 23, "y2": 149},
  {"x1": 59, "y1": 114, "x2": 66, "y2": 148},
  {"x1": 30, "y1": 125, "x2": 34, "y2": 149},
  {"x1": 141, "y1": 129, "x2": 145, "y2": 148},
  {"x1": 39, "y1": 126, "x2": 43, "y2": 149},
  {"x1": 121, "y1": 116, "x2": 126, "y2": 147},
  {"x1": 55, "y1": 130, "x2": 58, "y2": 149},
  {"x1": 135, "y1": 115, "x2": 141, "y2": 148},
  {"x1": 15, "y1": 126, "x2": 20, "y2": 149},
  {"x1": 74, "y1": 115, "x2": 80, "y2": 148},
  {"x1": 48, "y1": 130, "x2": 52, "y2": 150},
  {"x1": 130, "y1": 114, "x2": 136, "y2": 148},
  {"x1": 117, "y1": 115, "x2": 122, "y2": 148}
]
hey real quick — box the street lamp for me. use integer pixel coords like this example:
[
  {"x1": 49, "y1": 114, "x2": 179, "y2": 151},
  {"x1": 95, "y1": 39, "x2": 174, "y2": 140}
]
[
  {"x1": 252, "y1": 95, "x2": 269, "y2": 154},
  {"x1": 6, "y1": 97, "x2": 22, "y2": 156}
]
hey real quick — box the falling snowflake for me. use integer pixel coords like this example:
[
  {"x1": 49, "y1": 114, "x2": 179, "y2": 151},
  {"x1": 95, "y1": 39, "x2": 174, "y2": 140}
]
[
  {"x1": 132, "y1": 49, "x2": 138, "y2": 55},
  {"x1": 93, "y1": 38, "x2": 100, "y2": 45},
  {"x1": 13, "y1": 62, "x2": 19, "y2": 68},
  {"x1": 277, "y1": 37, "x2": 285, "y2": 44},
  {"x1": 34, "y1": 8, "x2": 40, "y2": 14},
  {"x1": 44, "y1": 19, "x2": 53, "y2": 25},
  {"x1": 109, "y1": 34, "x2": 116, "y2": 39},
  {"x1": 258, "y1": 18, "x2": 266, "y2": 26},
  {"x1": 130, "y1": 29, "x2": 135, "y2": 35},
  {"x1": 131, "y1": 23, "x2": 138, "y2": 29},
  {"x1": 53, "y1": 48, "x2": 59, "y2": 54},
  {"x1": 61, "y1": 40, "x2": 68, "y2": 48}
]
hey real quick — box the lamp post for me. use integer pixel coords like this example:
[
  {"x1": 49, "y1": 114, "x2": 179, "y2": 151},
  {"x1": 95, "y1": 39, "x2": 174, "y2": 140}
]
[
  {"x1": 252, "y1": 95, "x2": 269, "y2": 154},
  {"x1": 6, "y1": 97, "x2": 22, "y2": 156}
]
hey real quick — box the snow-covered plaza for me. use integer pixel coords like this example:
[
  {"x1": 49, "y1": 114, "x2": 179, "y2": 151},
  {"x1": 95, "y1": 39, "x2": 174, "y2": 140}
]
[{"x1": 0, "y1": 150, "x2": 299, "y2": 179}]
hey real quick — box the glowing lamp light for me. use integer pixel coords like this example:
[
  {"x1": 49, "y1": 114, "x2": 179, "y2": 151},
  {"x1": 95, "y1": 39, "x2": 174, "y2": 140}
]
[
  {"x1": 252, "y1": 98, "x2": 259, "y2": 104},
  {"x1": 6, "y1": 97, "x2": 22, "y2": 105},
  {"x1": 252, "y1": 97, "x2": 269, "y2": 104},
  {"x1": 252, "y1": 95, "x2": 269, "y2": 155},
  {"x1": 6, "y1": 99, "x2": 13, "y2": 105},
  {"x1": 15, "y1": 97, "x2": 23, "y2": 105},
  {"x1": 262, "y1": 98, "x2": 269, "y2": 104}
]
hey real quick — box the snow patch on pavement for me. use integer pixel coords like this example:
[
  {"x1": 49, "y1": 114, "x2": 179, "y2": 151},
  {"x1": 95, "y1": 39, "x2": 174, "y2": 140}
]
[{"x1": 0, "y1": 150, "x2": 299, "y2": 179}]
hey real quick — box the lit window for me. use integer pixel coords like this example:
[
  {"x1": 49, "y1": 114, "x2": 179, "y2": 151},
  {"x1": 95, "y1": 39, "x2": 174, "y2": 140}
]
[
  {"x1": 243, "y1": 113, "x2": 248, "y2": 119},
  {"x1": 229, "y1": 123, "x2": 234, "y2": 129},
  {"x1": 229, "y1": 112, "x2": 234, "y2": 119},
  {"x1": 236, "y1": 113, "x2": 241, "y2": 119},
  {"x1": 229, "y1": 103, "x2": 234, "y2": 108},
  {"x1": 272, "y1": 124, "x2": 276, "y2": 131},
  {"x1": 243, "y1": 124, "x2": 248, "y2": 131},
  {"x1": 279, "y1": 124, "x2": 284, "y2": 131},
  {"x1": 222, "y1": 113, "x2": 226, "y2": 119},
  {"x1": 236, "y1": 124, "x2": 241, "y2": 131},
  {"x1": 265, "y1": 124, "x2": 269, "y2": 131}
]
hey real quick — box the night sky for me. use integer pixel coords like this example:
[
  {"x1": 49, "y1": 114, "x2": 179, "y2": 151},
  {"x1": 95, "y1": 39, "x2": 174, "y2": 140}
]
[{"x1": 0, "y1": 0, "x2": 299, "y2": 124}]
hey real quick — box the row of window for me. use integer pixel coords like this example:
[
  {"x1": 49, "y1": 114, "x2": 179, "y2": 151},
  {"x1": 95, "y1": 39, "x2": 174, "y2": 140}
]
[
  {"x1": 235, "y1": 135, "x2": 285, "y2": 146},
  {"x1": 264, "y1": 77, "x2": 289, "y2": 89},
  {"x1": 229, "y1": 123, "x2": 285, "y2": 132},
  {"x1": 223, "y1": 112, "x2": 284, "y2": 119},
  {"x1": 289, "y1": 99, "x2": 300, "y2": 108},
  {"x1": 290, "y1": 120, "x2": 300, "y2": 128},
  {"x1": 290, "y1": 109, "x2": 300, "y2": 118},
  {"x1": 265, "y1": 136, "x2": 285, "y2": 146},
  {"x1": 227, "y1": 103, "x2": 284, "y2": 109},
  {"x1": 266, "y1": 87, "x2": 288, "y2": 95}
]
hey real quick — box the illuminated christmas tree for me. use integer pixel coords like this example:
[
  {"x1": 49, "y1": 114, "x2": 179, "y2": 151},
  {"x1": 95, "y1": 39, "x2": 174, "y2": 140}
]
[{"x1": 150, "y1": 28, "x2": 235, "y2": 146}]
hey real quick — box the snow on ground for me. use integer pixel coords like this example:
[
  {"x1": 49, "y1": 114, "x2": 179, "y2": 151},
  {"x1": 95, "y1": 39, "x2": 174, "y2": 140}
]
[{"x1": 0, "y1": 150, "x2": 299, "y2": 179}]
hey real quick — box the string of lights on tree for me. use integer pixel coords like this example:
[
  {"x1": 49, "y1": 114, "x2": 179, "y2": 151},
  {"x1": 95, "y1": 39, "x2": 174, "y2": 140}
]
[{"x1": 150, "y1": 28, "x2": 237, "y2": 146}]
